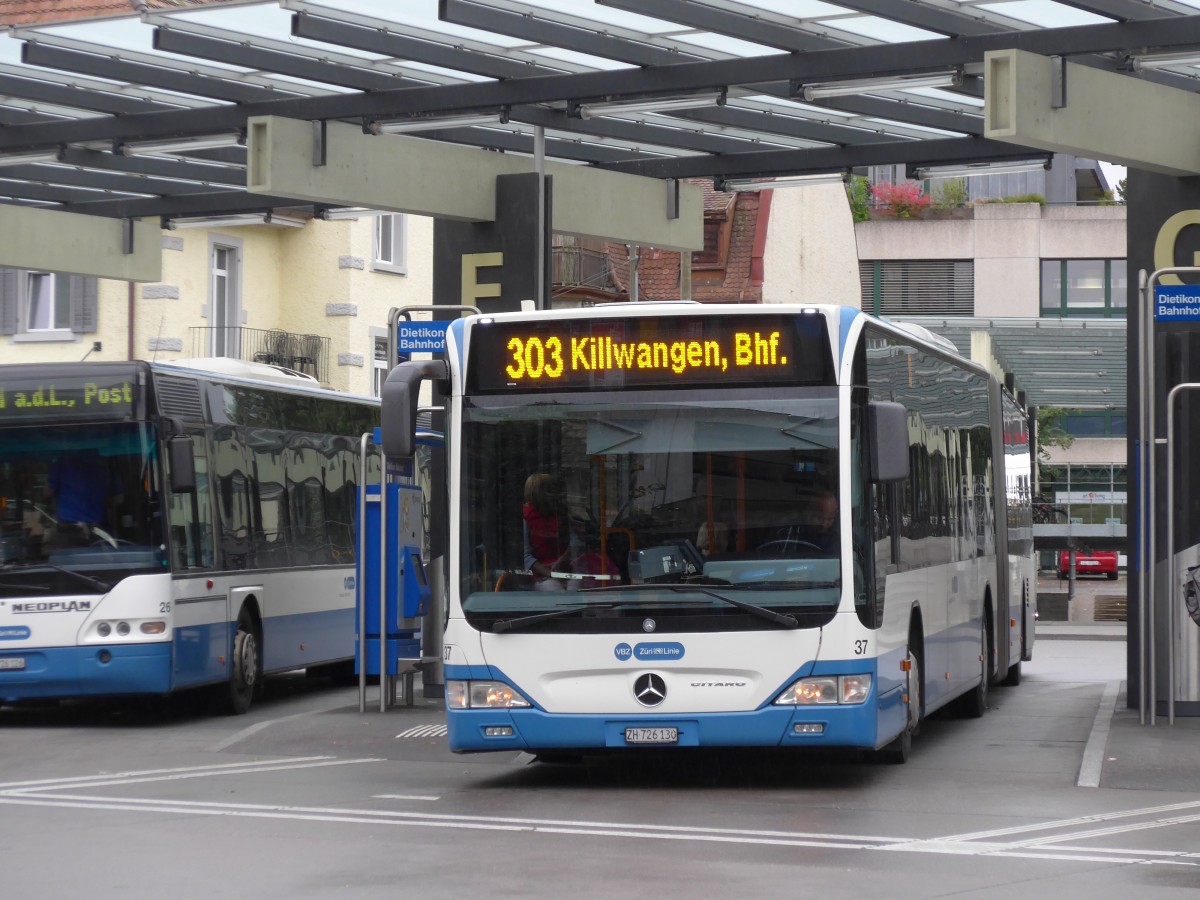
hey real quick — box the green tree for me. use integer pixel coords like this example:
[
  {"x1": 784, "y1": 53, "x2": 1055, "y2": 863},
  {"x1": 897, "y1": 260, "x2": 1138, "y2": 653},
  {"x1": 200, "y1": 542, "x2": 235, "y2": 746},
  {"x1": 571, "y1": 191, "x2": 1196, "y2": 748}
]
[
  {"x1": 846, "y1": 175, "x2": 871, "y2": 222},
  {"x1": 1036, "y1": 407, "x2": 1075, "y2": 462}
]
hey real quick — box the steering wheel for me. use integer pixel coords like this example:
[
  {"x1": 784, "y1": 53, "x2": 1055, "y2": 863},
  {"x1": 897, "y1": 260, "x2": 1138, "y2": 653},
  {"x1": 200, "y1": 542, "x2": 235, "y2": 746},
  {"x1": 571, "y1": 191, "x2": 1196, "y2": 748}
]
[{"x1": 754, "y1": 538, "x2": 822, "y2": 558}]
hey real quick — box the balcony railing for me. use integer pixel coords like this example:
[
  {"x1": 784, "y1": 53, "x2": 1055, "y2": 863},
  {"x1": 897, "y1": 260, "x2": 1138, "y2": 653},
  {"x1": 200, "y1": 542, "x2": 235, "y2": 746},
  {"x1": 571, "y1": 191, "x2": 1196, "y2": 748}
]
[
  {"x1": 552, "y1": 245, "x2": 614, "y2": 292},
  {"x1": 189, "y1": 327, "x2": 330, "y2": 383}
]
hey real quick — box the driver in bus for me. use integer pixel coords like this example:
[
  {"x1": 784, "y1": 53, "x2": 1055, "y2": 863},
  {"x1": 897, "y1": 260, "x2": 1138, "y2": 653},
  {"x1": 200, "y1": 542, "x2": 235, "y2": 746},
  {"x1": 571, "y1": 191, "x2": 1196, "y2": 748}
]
[
  {"x1": 45, "y1": 449, "x2": 124, "y2": 545},
  {"x1": 770, "y1": 488, "x2": 839, "y2": 555}
]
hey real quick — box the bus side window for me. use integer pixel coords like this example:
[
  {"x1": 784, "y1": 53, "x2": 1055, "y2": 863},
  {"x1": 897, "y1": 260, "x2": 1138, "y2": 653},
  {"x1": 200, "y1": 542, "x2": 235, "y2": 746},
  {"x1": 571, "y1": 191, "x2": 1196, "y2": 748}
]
[{"x1": 166, "y1": 435, "x2": 214, "y2": 571}]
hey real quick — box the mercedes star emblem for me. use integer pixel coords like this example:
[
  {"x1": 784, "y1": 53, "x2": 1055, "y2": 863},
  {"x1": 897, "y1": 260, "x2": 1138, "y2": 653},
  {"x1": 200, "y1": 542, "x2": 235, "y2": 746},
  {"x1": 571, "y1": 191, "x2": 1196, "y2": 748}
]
[
  {"x1": 642, "y1": 618, "x2": 657, "y2": 633},
  {"x1": 634, "y1": 672, "x2": 667, "y2": 707}
]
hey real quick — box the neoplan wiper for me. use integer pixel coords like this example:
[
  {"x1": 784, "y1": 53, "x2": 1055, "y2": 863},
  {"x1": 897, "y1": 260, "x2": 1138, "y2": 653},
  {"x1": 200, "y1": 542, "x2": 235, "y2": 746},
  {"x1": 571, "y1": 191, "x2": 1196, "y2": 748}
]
[
  {"x1": 589, "y1": 584, "x2": 798, "y2": 629},
  {"x1": 493, "y1": 602, "x2": 621, "y2": 634},
  {"x1": 0, "y1": 581, "x2": 51, "y2": 594},
  {"x1": 35, "y1": 563, "x2": 111, "y2": 594}
]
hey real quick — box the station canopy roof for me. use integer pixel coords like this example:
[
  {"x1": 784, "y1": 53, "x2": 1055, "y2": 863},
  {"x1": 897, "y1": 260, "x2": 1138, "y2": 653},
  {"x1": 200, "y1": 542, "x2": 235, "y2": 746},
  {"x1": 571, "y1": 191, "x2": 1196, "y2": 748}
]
[
  {"x1": 1, "y1": 0, "x2": 1200, "y2": 222},
  {"x1": 0, "y1": 0, "x2": 1166, "y2": 411}
]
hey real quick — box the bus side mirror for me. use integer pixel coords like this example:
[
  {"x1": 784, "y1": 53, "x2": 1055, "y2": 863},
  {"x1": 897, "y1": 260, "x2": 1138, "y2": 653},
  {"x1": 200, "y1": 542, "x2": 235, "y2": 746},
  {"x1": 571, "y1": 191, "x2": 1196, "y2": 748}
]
[
  {"x1": 167, "y1": 434, "x2": 196, "y2": 494},
  {"x1": 381, "y1": 359, "x2": 448, "y2": 458},
  {"x1": 868, "y1": 401, "x2": 909, "y2": 483}
]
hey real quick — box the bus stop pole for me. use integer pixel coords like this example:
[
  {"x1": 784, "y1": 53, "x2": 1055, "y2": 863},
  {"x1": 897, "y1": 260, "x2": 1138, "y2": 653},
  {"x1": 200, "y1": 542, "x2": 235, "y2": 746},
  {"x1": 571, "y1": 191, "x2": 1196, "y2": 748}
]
[
  {"x1": 1141, "y1": 267, "x2": 1200, "y2": 724},
  {"x1": 379, "y1": 448, "x2": 389, "y2": 713},
  {"x1": 358, "y1": 433, "x2": 370, "y2": 713},
  {"x1": 1165, "y1": 383, "x2": 1200, "y2": 725}
]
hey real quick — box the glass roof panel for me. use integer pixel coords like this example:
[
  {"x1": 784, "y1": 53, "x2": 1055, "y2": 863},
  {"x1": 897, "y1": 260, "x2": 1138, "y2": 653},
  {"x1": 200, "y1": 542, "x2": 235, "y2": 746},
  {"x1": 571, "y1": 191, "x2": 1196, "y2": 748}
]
[
  {"x1": 296, "y1": 0, "x2": 529, "y2": 47},
  {"x1": 528, "y1": 48, "x2": 636, "y2": 71},
  {"x1": 516, "y1": 0, "x2": 701, "y2": 34},
  {"x1": 747, "y1": 0, "x2": 855, "y2": 19},
  {"x1": 824, "y1": 15, "x2": 945, "y2": 43},
  {"x1": 975, "y1": 1, "x2": 1113, "y2": 28},
  {"x1": 671, "y1": 32, "x2": 785, "y2": 57}
]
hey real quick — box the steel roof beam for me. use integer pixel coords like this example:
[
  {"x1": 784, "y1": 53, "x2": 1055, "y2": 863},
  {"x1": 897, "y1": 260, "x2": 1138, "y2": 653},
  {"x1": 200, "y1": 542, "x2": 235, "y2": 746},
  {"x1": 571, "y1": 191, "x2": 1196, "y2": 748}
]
[
  {"x1": 439, "y1": 0, "x2": 702, "y2": 67},
  {"x1": 150, "y1": 27, "x2": 413, "y2": 94},
  {"x1": 599, "y1": 135, "x2": 1046, "y2": 179},
  {"x1": 821, "y1": 0, "x2": 1009, "y2": 37},
  {"x1": 0, "y1": 73, "x2": 176, "y2": 117},
  {"x1": 804, "y1": 96, "x2": 983, "y2": 135},
  {"x1": 0, "y1": 162, "x2": 237, "y2": 197},
  {"x1": 57, "y1": 147, "x2": 245, "y2": 185},
  {"x1": 290, "y1": 12, "x2": 559, "y2": 81},
  {"x1": 21, "y1": 42, "x2": 288, "y2": 105},
  {"x1": 595, "y1": 0, "x2": 848, "y2": 52},
  {"x1": 3, "y1": 16, "x2": 1199, "y2": 153},
  {"x1": 61, "y1": 190, "x2": 314, "y2": 220},
  {"x1": 0, "y1": 180, "x2": 140, "y2": 204}
]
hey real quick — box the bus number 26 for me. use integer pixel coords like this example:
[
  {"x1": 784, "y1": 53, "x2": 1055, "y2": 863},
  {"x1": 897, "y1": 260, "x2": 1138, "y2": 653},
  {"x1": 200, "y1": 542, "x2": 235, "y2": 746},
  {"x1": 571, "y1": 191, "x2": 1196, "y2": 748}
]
[{"x1": 506, "y1": 336, "x2": 564, "y2": 380}]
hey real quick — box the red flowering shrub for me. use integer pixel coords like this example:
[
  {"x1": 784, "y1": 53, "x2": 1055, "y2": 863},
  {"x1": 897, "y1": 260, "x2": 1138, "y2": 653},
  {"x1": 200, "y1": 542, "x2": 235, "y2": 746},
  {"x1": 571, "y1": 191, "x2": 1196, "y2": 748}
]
[{"x1": 870, "y1": 181, "x2": 933, "y2": 218}]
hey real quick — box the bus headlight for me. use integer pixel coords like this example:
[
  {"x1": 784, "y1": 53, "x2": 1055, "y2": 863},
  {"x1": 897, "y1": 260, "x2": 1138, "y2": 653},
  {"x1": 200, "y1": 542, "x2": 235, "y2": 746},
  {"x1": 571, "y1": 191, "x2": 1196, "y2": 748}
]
[
  {"x1": 446, "y1": 680, "x2": 531, "y2": 709},
  {"x1": 774, "y1": 674, "x2": 872, "y2": 706}
]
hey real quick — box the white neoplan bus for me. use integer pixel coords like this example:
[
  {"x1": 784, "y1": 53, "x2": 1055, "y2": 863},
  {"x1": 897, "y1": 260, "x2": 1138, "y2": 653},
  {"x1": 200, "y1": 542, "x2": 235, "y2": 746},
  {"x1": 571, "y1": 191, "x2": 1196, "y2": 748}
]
[
  {"x1": 0, "y1": 359, "x2": 378, "y2": 713},
  {"x1": 382, "y1": 304, "x2": 1034, "y2": 761}
]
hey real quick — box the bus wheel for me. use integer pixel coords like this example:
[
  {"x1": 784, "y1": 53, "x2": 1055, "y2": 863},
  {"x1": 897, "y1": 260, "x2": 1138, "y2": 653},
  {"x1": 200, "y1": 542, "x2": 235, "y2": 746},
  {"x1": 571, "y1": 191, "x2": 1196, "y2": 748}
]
[
  {"x1": 225, "y1": 609, "x2": 260, "y2": 715},
  {"x1": 957, "y1": 620, "x2": 989, "y2": 718},
  {"x1": 880, "y1": 649, "x2": 920, "y2": 765}
]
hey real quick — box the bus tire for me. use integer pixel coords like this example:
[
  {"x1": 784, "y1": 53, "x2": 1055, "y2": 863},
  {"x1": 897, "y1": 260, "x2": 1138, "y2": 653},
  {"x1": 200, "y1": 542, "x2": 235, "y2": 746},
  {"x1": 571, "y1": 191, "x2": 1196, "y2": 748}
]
[
  {"x1": 1003, "y1": 660, "x2": 1022, "y2": 686},
  {"x1": 225, "y1": 607, "x2": 260, "y2": 715},
  {"x1": 880, "y1": 648, "x2": 920, "y2": 765}
]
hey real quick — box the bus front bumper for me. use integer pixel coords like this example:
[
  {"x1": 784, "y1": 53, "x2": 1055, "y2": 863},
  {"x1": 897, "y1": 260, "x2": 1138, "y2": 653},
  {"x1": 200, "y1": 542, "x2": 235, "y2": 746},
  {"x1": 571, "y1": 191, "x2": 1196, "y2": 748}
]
[{"x1": 0, "y1": 643, "x2": 173, "y2": 703}]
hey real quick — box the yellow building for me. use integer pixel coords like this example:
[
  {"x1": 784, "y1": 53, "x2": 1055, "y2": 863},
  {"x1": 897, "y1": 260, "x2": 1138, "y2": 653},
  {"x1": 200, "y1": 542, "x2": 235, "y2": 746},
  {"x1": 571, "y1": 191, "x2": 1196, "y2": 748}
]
[{"x1": 0, "y1": 212, "x2": 432, "y2": 396}]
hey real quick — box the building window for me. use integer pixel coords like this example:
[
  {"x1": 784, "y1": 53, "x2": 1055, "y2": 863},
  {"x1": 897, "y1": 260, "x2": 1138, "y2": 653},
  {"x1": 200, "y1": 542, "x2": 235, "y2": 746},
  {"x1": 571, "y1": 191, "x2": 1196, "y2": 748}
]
[
  {"x1": 0, "y1": 268, "x2": 97, "y2": 341},
  {"x1": 859, "y1": 260, "x2": 974, "y2": 317},
  {"x1": 371, "y1": 330, "x2": 389, "y2": 398},
  {"x1": 693, "y1": 197, "x2": 734, "y2": 271},
  {"x1": 208, "y1": 240, "x2": 242, "y2": 358},
  {"x1": 374, "y1": 214, "x2": 407, "y2": 275},
  {"x1": 26, "y1": 273, "x2": 72, "y2": 331},
  {"x1": 1063, "y1": 410, "x2": 1127, "y2": 438},
  {"x1": 1041, "y1": 259, "x2": 1126, "y2": 317}
]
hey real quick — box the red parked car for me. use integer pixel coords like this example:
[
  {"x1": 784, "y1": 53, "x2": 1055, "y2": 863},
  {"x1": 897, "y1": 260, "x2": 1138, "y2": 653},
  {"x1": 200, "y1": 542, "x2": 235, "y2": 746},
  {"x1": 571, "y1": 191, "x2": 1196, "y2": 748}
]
[{"x1": 1057, "y1": 550, "x2": 1119, "y2": 580}]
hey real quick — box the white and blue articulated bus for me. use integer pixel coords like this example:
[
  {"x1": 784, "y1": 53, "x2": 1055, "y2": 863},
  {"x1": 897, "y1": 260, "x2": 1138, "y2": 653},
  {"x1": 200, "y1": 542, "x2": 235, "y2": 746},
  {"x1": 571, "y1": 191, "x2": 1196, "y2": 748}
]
[
  {"x1": 383, "y1": 304, "x2": 1035, "y2": 761},
  {"x1": 0, "y1": 359, "x2": 379, "y2": 713}
]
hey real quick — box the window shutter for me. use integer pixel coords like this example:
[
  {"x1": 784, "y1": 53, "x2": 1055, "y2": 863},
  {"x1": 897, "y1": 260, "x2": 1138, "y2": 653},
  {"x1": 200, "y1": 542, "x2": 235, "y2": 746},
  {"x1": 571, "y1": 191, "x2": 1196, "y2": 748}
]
[
  {"x1": 858, "y1": 260, "x2": 974, "y2": 317},
  {"x1": 0, "y1": 268, "x2": 18, "y2": 335},
  {"x1": 70, "y1": 275, "x2": 99, "y2": 334}
]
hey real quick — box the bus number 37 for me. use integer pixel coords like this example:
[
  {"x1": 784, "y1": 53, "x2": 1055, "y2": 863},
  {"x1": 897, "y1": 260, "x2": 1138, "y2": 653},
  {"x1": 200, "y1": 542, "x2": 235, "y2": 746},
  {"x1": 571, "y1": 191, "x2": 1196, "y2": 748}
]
[{"x1": 506, "y1": 336, "x2": 564, "y2": 380}]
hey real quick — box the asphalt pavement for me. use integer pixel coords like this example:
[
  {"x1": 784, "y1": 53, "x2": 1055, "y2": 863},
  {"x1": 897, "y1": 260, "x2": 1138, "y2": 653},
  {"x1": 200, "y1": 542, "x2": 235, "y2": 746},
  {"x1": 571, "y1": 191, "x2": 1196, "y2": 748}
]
[{"x1": 1034, "y1": 571, "x2": 1200, "y2": 793}]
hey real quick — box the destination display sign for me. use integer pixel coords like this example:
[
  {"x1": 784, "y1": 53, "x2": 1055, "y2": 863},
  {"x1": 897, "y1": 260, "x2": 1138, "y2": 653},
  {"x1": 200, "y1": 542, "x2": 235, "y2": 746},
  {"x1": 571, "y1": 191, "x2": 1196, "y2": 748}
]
[
  {"x1": 467, "y1": 313, "x2": 832, "y2": 393},
  {"x1": 0, "y1": 373, "x2": 139, "y2": 422}
]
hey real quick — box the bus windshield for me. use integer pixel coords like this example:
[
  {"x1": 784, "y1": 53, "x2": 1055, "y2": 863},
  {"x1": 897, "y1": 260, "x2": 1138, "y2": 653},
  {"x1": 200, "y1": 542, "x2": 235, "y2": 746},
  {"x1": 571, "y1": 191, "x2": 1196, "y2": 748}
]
[
  {"x1": 0, "y1": 422, "x2": 166, "y2": 593},
  {"x1": 460, "y1": 391, "x2": 843, "y2": 632}
]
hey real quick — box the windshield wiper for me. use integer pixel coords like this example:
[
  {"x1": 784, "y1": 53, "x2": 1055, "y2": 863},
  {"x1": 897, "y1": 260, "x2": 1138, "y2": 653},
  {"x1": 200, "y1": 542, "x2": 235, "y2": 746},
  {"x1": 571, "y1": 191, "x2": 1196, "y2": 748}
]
[
  {"x1": 588, "y1": 584, "x2": 799, "y2": 629},
  {"x1": 493, "y1": 602, "x2": 621, "y2": 634},
  {"x1": 26, "y1": 563, "x2": 111, "y2": 594},
  {"x1": 0, "y1": 581, "x2": 51, "y2": 595}
]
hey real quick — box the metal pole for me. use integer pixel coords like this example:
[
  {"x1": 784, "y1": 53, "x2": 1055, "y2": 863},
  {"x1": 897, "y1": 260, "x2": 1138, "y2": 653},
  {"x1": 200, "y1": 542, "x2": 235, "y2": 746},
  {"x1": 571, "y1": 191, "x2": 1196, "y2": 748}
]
[
  {"x1": 535, "y1": 125, "x2": 546, "y2": 309},
  {"x1": 1141, "y1": 266, "x2": 1200, "y2": 724},
  {"x1": 379, "y1": 449, "x2": 389, "y2": 713},
  {"x1": 1165, "y1": 383, "x2": 1200, "y2": 724},
  {"x1": 358, "y1": 432, "x2": 370, "y2": 714}
]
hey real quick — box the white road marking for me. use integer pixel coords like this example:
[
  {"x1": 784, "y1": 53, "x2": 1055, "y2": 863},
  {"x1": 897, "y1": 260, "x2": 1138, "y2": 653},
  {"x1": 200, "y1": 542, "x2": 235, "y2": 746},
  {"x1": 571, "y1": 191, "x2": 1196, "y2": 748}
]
[
  {"x1": 1077, "y1": 679, "x2": 1121, "y2": 787},
  {"x1": 3, "y1": 763, "x2": 1198, "y2": 869},
  {"x1": 395, "y1": 725, "x2": 448, "y2": 738}
]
